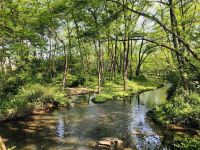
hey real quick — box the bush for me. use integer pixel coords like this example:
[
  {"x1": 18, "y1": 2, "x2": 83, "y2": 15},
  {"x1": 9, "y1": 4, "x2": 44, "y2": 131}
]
[
  {"x1": 69, "y1": 76, "x2": 86, "y2": 87},
  {"x1": 149, "y1": 89, "x2": 200, "y2": 149},
  {"x1": 165, "y1": 71, "x2": 180, "y2": 84},
  {"x1": 133, "y1": 74, "x2": 147, "y2": 81},
  {"x1": 0, "y1": 72, "x2": 27, "y2": 99},
  {"x1": 166, "y1": 84, "x2": 177, "y2": 100},
  {"x1": 0, "y1": 84, "x2": 69, "y2": 121},
  {"x1": 154, "y1": 89, "x2": 200, "y2": 129}
]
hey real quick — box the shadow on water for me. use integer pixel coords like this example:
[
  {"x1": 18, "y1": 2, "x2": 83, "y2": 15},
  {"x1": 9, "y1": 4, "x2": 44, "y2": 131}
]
[{"x1": 0, "y1": 84, "x2": 172, "y2": 150}]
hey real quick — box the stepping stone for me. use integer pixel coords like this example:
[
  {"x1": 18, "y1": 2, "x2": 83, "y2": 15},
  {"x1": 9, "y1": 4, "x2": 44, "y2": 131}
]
[{"x1": 97, "y1": 137, "x2": 123, "y2": 150}]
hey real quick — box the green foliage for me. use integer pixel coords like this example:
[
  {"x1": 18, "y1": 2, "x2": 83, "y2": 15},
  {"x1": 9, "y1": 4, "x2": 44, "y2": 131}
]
[
  {"x1": 148, "y1": 89, "x2": 200, "y2": 149},
  {"x1": 69, "y1": 75, "x2": 86, "y2": 87},
  {"x1": 154, "y1": 89, "x2": 200, "y2": 129},
  {"x1": 165, "y1": 71, "x2": 180, "y2": 85},
  {"x1": 173, "y1": 135, "x2": 200, "y2": 150},
  {"x1": 0, "y1": 72, "x2": 27, "y2": 99},
  {"x1": 0, "y1": 56, "x2": 66, "y2": 99},
  {"x1": 93, "y1": 93, "x2": 113, "y2": 103},
  {"x1": 132, "y1": 74, "x2": 147, "y2": 81},
  {"x1": 0, "y1": 84, "x2": 69, "y2": 121}
]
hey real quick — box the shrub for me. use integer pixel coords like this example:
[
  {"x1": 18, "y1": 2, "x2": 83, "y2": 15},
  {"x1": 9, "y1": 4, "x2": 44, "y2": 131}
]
[
  {"x1": 70, "y1": 76, "x2": 86, "y2": 87},
  {"x1": 0, "y1": 72, "x2": 27, "y2": 99},
  {"x1": 0, "y1": 84, "x2": 69, "y2": 120},
  {"x1": 154, "y1": 89, "x2": 200, "y2": 129},
  {"x1": 133, "y1": 74, "x2": 147, "y2": 81},
  {"x1": 165, "y1": 71, "x2": 180, "y2": 85}
]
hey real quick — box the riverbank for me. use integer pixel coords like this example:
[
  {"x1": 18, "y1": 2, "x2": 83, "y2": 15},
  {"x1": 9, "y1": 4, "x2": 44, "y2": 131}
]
[
  {"x1": 147, "y1": 88, "x2": 200, "y2": 149},
  {"x1": 0, "y1": 84, "x2": 171, "y2": 149},
  {"x1": 0, "y1": 78, "x2": 160, "y2": 122},
  {"x1": 0, "y1": 84, "x2": 70, "y2": 122}
]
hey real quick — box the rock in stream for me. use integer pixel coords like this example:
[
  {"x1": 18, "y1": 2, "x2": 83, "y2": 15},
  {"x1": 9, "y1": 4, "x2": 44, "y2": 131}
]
[{"x1": 97, "y1": 137, "x2": 123, "y2": 150}]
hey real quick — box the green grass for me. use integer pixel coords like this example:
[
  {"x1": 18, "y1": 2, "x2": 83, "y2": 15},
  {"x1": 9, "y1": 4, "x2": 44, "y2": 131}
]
[
  {"x1": 94, "y1": 93, "x2": 113, "y2": 103},
  {"x1": 84, "y1": 77, "x2": 99, "y2": 89},
  {"x1": 92, "y1": 79, "x2": 159, "y2": 103}
]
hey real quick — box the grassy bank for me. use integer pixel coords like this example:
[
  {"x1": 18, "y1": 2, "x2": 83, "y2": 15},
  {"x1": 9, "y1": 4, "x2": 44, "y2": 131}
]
[
  {"x1": 148, "y1": 88, "x2": 200, "y2": 149},
  {"x1": 90, "y1": 79, "x2": 160, "y2": 103}
]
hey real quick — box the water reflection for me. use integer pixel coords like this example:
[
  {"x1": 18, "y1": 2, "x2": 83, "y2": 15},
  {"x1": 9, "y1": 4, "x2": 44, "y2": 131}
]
[
  {"x1": 56, "y1": 117, "x2": 65, "y2": 140},
  {"x1": 0, "y1": 84, "x2": 171, "y2": 150},
  {"x1": 139, "y1": 84, "x2": 171, "y2": 108}
]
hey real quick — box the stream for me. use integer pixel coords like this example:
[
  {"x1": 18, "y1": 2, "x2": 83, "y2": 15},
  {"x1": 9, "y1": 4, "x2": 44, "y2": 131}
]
[{"x1": 0, "y1": 84, "x2": 171, "y2": 150}]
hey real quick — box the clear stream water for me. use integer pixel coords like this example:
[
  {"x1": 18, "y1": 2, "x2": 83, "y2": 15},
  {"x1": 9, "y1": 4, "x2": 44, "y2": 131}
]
[{"x1": 0, "y1": 84, "x2": 171, "y2": 150}]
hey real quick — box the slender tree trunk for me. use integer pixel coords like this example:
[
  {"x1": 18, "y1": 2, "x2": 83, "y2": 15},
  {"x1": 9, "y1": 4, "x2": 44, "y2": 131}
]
[
  {"x1": 135, "y1": 39, "x2": 144, "y2": 77},
  {"x1": 98, "y1": 40, "x2": 104, "y2": 93},
  {"x1": 129, "y1": 40, "x2": 133, "y2": 79},
  {"x1": 74, "y1": 21, "x2": 86, "y2": 77},
  {"x1": 123, "y1": 36, "x2": 126, "y2": 91},
  {"x1": 119, "y1": 42, "x2": 123, "y2": 74},
  {"x1": 114, "y1": 36, "x2": 118, "y2": 80},
  {"x1": 110, "y1": 40, "x2": 114, "y2": 81},
  {"x1": 124, "y1": 37, "x2": 130, "y2": 90},
  {"x1": 107, "y1": 38, "x2": 111, "y2": 81},
  {"x1": 123, "y1": 36, "x2": 130, "y2": 91},
  {"x1": 98, "y1": 40, "x2": 102, "y2": 93},
  {"x1": 62, "y1": 45, "x2": 68, "y2": 91},
  {"x1": 93, "y1": 39, "x2": 101, "y2": 93},
  {"x1": 135, "y1": 64, "x2": 141, "y2": 76},
  {"x1": 108, "y1": 38, "x2": 114, "y2": 81},
  {"x1": 61, "y1": 24, "x2": 71, "y2": 91}
]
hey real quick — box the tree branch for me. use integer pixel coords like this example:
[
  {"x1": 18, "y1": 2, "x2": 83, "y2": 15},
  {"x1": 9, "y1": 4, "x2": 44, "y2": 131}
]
[{"x1": 108, "y1": 0, "x2": 200, "y2": 62}]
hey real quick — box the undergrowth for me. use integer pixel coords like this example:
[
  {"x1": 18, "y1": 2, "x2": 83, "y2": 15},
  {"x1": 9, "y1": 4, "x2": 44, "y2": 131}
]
[{"x1": 0, "y1": 84, "x2": 69, "y2": 121}]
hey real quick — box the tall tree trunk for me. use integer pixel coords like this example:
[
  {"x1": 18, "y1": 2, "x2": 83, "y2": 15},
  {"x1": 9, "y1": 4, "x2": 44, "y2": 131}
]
[
  {"x1": 108, "y1": 38, "x2": 114, "y2": 81},
  {"x1": 135, "y1": 39, "x2": 144, "y2": 77},
  {"x1": 124, "y1": 37, "x2": 130, "y2": 90},
  {"x1": 98, "y1": 40, "x2": 104, "y2": 93},
  {"x1": 129, "y1": 40, "x2": 134, "y2": 79},
  {"x1": 74, "y1": 21, "x2": 86, "y2": 77},
  {"x1": 62, "y1": 45, "x2": 68, "y2": 91},
  {"x1": 93, "y1": 39, "x2": 101, "y2": 94},
  {"x1": 168, "y1": 0, "x2": 189, "y2": 92},
  {"x1": 98, "y1": 41, "x2": 101, "y2": 93},
  {"x1": 123, "y1": 36, "x2": 127, "y2": 91},
  {"x1": 61, "y1": 24, "x2": 71, "y2": 91},
  {"x1": 119, "y1": 43, "x2": 123, "y2": 74},
  {"x1": 123, "y1": 36, "x2": 130, "y2": 91},
  {"x1": 113, "y1": 36, "x2": 118, "y2": 80}
]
